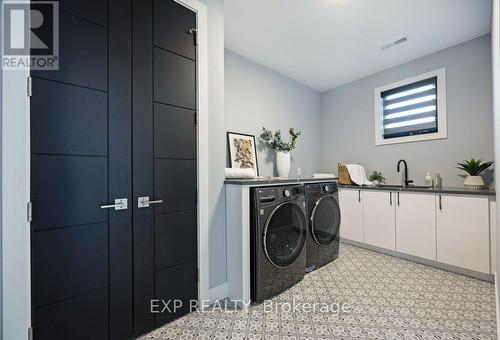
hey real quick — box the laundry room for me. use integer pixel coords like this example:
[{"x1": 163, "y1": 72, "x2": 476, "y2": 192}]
[
  {"x1": 1, "y1": 1, "x2": 500, "y2": 340},
  {"x1": 222, "y1": 1, "x2": 498, "y2": 339}
]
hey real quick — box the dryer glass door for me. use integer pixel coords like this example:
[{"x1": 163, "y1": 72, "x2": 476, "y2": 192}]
[
  {"x1": 263, "y1": 202, "x2": 307, "y2": 268},
  {"x1": 311, "y1": 195, "x2": 341, "y2": 246}
]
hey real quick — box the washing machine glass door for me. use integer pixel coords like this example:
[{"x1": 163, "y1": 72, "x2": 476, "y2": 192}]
[
  {"x1": 310, "y1": 195, "x2": 341, "y2": 246},
  {"x1": 263, "y1": 202, "x2": 307, "y2": 268}
]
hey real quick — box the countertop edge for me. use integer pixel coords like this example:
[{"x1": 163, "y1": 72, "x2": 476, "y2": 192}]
[
  {"x1": 224, "y1": 177, "x2": 339, "y2": 185},
  {"x1": 339, "y1": 185, "x2": 495, "y2": 196}
]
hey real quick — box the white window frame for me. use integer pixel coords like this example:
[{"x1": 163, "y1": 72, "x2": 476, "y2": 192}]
[{"x1": 374, "y1": 68, "x2": 447, "y2": 146}]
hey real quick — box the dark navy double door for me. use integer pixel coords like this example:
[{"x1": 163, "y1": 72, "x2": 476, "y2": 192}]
[{"x1": 30, "y1": 0, "x2": 198, "y2": 339}]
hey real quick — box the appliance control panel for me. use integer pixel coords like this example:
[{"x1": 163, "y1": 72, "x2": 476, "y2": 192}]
[
  {"x1": 256, "y1": 185, "x2": 304, "y2": 205},
  {"x1": 321, "y1": 182, "x2": 338, "y2": 194}
]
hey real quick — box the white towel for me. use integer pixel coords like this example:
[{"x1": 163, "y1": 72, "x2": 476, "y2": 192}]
[
  {"x1": 312, "y1": 173, "x2": 336, "y2": 178},
  {"x1": 345, "y1": 164, "x2": 373, "y2": 186},
  {"x1": 225, "y1": 168, "x2": 256, "y2": 179}
]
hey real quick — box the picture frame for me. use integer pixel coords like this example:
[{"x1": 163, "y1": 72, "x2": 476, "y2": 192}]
[{"x1": 227, "y1": 132, "x2": 259, "y2": 176}]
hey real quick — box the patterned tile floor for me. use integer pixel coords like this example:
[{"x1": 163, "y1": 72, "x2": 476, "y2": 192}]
[{"x1": 142, "y1": 244, "x2": 497, "y2": 339}]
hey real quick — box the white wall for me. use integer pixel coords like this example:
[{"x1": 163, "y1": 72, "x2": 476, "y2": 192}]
[
  {"x1": 225, "y1": 49, "x2": 322, "y2": 177},
  {"x1": 200, "y1": 0, "x2": 228, "y2": 290},
  {"x1": 320, "y1": 35, "x2": 494, "y2": 187}
]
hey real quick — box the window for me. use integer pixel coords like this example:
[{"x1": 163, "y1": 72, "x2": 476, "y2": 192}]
[{"x1": 374, "y1": 68, "x2": 447, "y2": 145}]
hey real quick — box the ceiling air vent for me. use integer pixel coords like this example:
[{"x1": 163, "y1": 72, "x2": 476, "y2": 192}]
[{"x1": 381, "y1": 37, "x2": 408, "y2": 50}]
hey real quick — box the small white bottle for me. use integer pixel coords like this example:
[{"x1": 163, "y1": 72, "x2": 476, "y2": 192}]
[{"x1": 425, "y1": 173, "x2": 433, "y2": 187}]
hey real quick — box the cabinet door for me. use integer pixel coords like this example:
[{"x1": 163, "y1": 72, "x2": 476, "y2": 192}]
[
  {"x1": 363, "y1": 191, "x2": 396, "y2": 250},
  {"x1": 396, "y1": 192, "x2": 436, "y2": 260},
  {"x1": 436, "y1": 194, "x2": 490, "y2": 273},
  {"x1": 339, "y1": 189, "x2": 364, "y2": 243}
]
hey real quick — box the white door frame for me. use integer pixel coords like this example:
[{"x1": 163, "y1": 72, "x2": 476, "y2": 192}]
[{"x1": 1, "y1": 0, "x2": 210, "y2": 337}]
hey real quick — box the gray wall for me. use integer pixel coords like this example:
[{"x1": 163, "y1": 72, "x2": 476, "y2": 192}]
[
  {"x1": 320, "y1": 35, "x2": 494, "y2": 187},
  {"x1": 225, "y1": 49, "x2": 322, "y2": 177},
  {"x1": 201, "y1": 0, "x2": 227, "y2": 289}
]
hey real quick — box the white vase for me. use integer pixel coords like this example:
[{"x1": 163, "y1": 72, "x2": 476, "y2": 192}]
[
  {"x1": 464, "y1": 175, "x2": 485, "y2": 189},
  {"x1": 276, "y1": 151, "x2": 291, "y2": 178}
]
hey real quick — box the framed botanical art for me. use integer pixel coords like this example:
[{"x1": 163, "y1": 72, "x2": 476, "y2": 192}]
[{"x1": 227, "y1": 132, "x2": 259, "y2": 176}]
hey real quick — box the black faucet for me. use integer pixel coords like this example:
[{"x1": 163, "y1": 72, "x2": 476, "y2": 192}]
[{"x1": 397, "y1": 159, "x2": 413, "y2": 187}]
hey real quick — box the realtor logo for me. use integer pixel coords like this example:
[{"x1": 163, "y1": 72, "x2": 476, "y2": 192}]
[{"x1": 2, "y1": 1, "x2": 59, "y2": 70}]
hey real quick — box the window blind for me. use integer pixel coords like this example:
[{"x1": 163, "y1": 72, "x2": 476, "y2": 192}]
[{"x1": 381, "y1": 76, "x2": 438, "y2": 139}]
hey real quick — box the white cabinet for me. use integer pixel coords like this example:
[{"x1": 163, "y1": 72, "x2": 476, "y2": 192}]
[
  {"x1": 396, "y1": 192, "x2": 436, "y2": 260},
  {"x1": 339, "y1": 187, "x2": 493, "y2": 276},
  {"x1": 363, "y1": 190, "x2": 396, "y2": 250},
  {"x1": 339, "y1": 189, "x2": 364, "y2": 243},
  {"x1": 436, "y1": 194, "x2": 490, "y2": 273}
]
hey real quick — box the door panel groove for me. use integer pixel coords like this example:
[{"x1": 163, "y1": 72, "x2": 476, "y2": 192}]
[
  {"x1": 59, "y1": 8, "x2": 108, "y2": 28},
  {"x1": 153, "y1": 100, "x2": 196, "y2": 111},
  {"x1": 154, "y1": 44, "x2": 195, "y2": 62},
  {"x1": 155, "y1": 259, "x2": 197, "y2": 273},
  {"x1": 33, "y1": 286, "x2": 108, "y2": 310},
  {"x1": 33, "y1": 152, "x2": 108, "y2": 158},
  {"x1": 154, "y1": 156, "x2": 196, "y2": 161},
  {"x1": 31, "y1": 75, "x2": 109, "y2": 93},
  {"x1": 33, "y1": 220, "x2": 108, "y2": 233},
  {"x1": 154, "y1": 208, "x2": 196, "y2": 216}
]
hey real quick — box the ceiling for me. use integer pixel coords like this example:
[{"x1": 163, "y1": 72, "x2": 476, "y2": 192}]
[{"x1": 224, "y1": 0, "x2": 492, "y2": 92}]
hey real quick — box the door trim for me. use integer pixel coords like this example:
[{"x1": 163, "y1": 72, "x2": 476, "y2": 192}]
[
  {"x1": 1, "y1": 0, "x2": 210, "y2": 337},
  {"x1": 1, "y1": 65, "x2": 31, "y2": 340}
]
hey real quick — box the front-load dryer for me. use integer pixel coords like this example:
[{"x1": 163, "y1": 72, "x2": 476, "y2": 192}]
[
  {"x1": 305, "y1": 181, "x2": 341, "y2": 271},
  {"x1": 251, "y1": 185, "x2": 307, "y2": 302}
]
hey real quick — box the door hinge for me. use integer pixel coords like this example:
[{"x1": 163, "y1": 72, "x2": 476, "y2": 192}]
[
  {"x1": 189, "y1": 28, "x2": 198, "y2": 46},
  {"x1": 28, "y1": 326, "x2": 33, "y2": 340},
  {"x1": 27, "y1": 76, "x2": 32, "y2": 97},
  {"x1": 27, "y1": 202, "x2": 32, "y2": 223},
  {"x1": 194, "y1": 113, "x2": 198, "y2": 126}
]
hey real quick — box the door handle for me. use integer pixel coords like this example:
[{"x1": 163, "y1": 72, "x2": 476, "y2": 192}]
[
  {"x1": 439, "y1": 194, "x2": 442, "y2": 211},
  {"x1": 389, "y1": 192, "x2": 392, "y2": 206},
  {"x1": 397, "y1": 192, "x2": 400, "y2": 206},
  {"x1": 358, "y1": 190, "x2": 361, "y2": 202},
  {"x1": 100, "y1": 198, "x2": 128, "y2": 210},
  {"x1": 138, "y1": 196, "x2": 164, "y2": 208}
]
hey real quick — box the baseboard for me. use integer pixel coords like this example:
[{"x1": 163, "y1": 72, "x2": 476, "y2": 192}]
[{"x1": 341, "y1": 238, "x2": 494, "y2": 283}]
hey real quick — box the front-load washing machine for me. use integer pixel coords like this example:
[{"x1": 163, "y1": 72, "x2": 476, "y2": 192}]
[
  {"x1": 251, "y1": 184, "x2": 307, "y2": 302},
  {"x1": 305, "y1": 181, "x2": 341, "y2": 271}
]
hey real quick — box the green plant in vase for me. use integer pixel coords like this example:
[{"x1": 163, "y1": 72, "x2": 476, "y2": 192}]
[
  {"x1": 369, "y1": 171, "x2": 386, "y2": 185},
  {"x1": 456, "y1": 158, "x2": 493, "y2": 189},
  {"x1": 260, "y1": 127, "x2": 301, "y2": 177}
]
